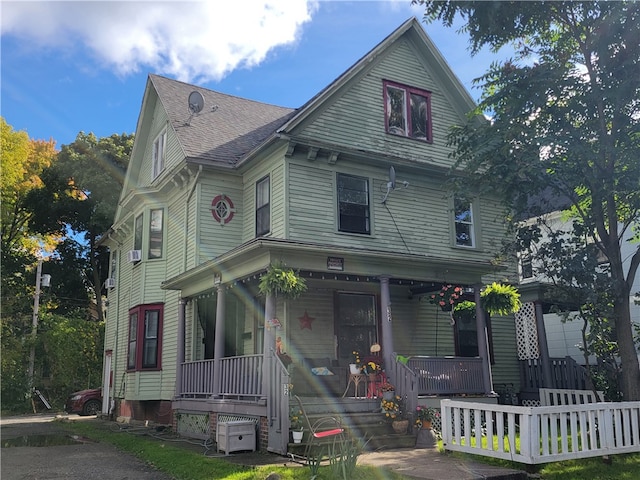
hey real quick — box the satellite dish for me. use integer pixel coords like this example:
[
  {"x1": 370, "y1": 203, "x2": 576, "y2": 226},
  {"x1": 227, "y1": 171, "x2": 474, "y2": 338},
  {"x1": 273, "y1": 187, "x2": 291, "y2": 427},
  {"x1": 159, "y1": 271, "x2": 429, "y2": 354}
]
[
  {"x1": 188, "y1": 91, "x2": 205, "y2": 114},
  {"x1": 382, "y1": 166, "x2": 397, "y2": 203}
]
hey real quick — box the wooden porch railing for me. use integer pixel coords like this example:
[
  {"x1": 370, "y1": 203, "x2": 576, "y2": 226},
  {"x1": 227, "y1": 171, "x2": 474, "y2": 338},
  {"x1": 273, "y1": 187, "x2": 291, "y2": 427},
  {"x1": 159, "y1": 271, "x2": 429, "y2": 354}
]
[
  {"x1": 179, "y1": 358, "x2": 215, "y2": 397},
  {"x1": 219, "y1": 354, "x2": 264, "y2": 399},
  {"x1": 178, "y1": 355, "x2": 264, "y2": 399},
  {"x1": 520, "y1": 356, "x2": 589, "y2": 392},
  {"x1": 407, "y1": 356, "x2": 485, "y2": 395}
]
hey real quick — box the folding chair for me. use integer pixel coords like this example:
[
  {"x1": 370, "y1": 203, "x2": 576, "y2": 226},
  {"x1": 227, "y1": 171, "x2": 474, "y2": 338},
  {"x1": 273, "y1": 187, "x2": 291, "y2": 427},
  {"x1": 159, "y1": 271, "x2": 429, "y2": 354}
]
[{"x1": 293, "y1": 395, "x2": 346, "y2": 462}]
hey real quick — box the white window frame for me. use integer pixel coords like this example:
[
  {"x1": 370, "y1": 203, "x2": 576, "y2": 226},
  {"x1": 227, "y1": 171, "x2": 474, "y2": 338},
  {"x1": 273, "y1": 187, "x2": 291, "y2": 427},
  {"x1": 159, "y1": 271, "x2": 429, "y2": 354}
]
[
  {"x1": 152, "y1": 130, "x2": 167, "y2": 179},
  {"x1": 453, "y1": 195, "x2": 476, "y2": 248}
]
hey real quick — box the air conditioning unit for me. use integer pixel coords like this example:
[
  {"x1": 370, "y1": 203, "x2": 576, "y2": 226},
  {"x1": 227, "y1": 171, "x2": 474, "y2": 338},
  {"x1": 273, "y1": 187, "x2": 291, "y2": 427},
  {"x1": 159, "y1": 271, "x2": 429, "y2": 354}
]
[
  {"x1": 127, "y1": 250, "x2": 142, "y2": 263},
  {"x1": 105, "y1": 278, "x2": 116, "y2": 289}
]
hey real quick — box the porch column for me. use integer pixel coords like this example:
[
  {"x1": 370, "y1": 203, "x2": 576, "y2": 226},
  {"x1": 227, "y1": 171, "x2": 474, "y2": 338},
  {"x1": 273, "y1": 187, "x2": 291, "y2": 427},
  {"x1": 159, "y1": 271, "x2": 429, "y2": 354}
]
[
  {"x1": 474, "y1": 284, "x2": 494, "y2": 394},
  {"x1": 175, "y1": 298, "x2": 187, "y2": 397},
  {"x1": 213, "y1": 285, "x2": 226, "y2": 397},
  {"x1": 379, "y1": 276, "x2": 395, "y2": 385},
  {"x1": 534, "y1": 300, "x2": 553, "y2": 388},
  {"x1": 261, "y1": 293, "x2": 276, "y2": 399}
]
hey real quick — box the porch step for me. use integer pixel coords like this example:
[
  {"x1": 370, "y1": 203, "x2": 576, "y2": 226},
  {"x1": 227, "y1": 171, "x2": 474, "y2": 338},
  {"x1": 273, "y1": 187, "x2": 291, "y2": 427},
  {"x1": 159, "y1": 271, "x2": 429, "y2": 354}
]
[{"x1": 293, "y1": 398, "x2": 417, "y2": 452}]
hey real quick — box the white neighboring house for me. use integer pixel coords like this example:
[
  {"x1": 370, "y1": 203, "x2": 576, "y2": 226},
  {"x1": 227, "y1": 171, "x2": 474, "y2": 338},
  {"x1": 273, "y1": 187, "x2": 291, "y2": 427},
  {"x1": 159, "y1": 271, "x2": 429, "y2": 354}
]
[{"x1": 518, "y1": 209, "x2": 640, "y2": 366}]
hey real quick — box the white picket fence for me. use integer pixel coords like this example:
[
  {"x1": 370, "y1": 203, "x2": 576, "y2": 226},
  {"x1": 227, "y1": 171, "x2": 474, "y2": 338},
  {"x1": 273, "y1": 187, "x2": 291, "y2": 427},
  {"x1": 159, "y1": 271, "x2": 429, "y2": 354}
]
[
  {"x1": 440, "y1": 399, "x2": 640, "y2": 464},
  {"x1": 539, "y1": 388, "x2": 604, "y2": 406}
]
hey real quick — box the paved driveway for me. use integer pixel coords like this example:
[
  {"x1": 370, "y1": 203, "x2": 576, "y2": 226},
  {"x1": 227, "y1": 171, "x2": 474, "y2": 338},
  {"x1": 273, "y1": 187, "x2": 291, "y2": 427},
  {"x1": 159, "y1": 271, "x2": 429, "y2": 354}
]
[{"x1": 1, "y1": 414, "x2": 173, "y2": 480}]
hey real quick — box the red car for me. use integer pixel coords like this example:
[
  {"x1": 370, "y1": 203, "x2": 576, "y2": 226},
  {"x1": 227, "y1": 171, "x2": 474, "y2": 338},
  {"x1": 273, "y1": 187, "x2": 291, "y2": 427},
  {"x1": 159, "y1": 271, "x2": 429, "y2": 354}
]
[{"x1": 64, "y1": 388, "x2": 102, "y2": 416}]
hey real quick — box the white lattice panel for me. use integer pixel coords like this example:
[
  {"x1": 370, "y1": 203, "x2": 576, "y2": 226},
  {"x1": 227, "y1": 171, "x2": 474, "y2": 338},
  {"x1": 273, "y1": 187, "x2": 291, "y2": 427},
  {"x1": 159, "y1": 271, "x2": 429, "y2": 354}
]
[
  {"x1": 515, "y1": 302, "x2": 539, "y2": 360},
  {"x1": 177, "y1": 412, "x2": 210, "y2": 440}
]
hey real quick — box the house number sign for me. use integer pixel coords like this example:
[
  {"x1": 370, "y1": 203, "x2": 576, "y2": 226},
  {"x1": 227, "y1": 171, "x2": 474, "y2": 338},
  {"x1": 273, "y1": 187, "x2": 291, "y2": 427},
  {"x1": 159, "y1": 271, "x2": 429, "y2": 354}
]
[{"x1": 211, "y1": 194, "x2": 235, "y2": 224}]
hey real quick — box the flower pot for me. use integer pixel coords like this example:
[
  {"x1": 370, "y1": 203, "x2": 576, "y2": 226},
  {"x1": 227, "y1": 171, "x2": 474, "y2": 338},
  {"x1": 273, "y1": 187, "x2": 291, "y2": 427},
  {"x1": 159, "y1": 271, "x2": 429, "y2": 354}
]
[
  {"x1": 422, "y1": 420, "x2": 433, "y2": 430},
  {"x1": 391, "y1": 419, "x2": 409, "y2": 434},
  {"x1": 382, "y1": 391, "x2": 395, "y2": 401},
  {"x1": 440, "y1": 304, "x2": 453, "y2": 312},
  {"x1": 292, "y1": 430, "x2": 304, "y2": 444},
  {"x1": 349, "y1": 363, "x2": 360, "y2": 374}
]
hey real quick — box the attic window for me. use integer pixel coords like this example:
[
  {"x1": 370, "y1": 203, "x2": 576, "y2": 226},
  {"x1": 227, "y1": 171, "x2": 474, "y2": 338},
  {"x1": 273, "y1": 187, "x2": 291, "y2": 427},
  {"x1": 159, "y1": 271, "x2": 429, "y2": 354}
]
[
  {"x1": 152, "y1": 130, "x2": 167, "y2": 179},
  {"x1": 383, "y1": 81, "x2": 432, "y2": 142}
]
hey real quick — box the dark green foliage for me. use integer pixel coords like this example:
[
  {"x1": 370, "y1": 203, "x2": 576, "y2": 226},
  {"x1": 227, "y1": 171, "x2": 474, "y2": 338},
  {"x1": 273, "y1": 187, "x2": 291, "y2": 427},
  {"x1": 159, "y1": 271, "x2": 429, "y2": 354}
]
[{"x1": 416, "y1": 0, "x2": 640, "y2": 400}]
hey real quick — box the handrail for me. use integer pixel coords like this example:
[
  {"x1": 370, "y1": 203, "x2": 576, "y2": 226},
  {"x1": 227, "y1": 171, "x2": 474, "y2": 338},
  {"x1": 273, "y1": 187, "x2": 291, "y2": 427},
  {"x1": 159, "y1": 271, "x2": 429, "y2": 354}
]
[{"x1": 407, "y1": 356, "x2": 485, "y2": 395}]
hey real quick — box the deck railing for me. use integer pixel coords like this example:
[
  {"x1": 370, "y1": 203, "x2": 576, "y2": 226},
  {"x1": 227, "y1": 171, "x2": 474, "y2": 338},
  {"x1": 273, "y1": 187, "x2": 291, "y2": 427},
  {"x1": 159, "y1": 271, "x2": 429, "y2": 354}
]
[
  {"x1": 179, "y1": 359, "x2": 215, "y2": 397},
  {"x1": 520, "y1": 356, "x2": 589, "y2": 392},
  {"x1": 179, "y1": 355, "x2": 264, "y2": 399},
  {"x1": 219, "y1": 354, "x2": 264, "y2": 399},
  {"x1": 407, "y1": 356, "x2": 485, "y2": 395},
  {"x1": 441, "y1": 399, "x2": 640, "y2": 464}
]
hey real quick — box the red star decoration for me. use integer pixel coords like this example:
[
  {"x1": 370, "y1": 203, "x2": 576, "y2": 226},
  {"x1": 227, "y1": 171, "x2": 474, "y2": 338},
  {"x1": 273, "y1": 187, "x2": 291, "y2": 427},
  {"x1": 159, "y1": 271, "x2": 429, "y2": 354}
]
[{"x1": 298, "y1": 310, "x2": 315, "y2": 330}]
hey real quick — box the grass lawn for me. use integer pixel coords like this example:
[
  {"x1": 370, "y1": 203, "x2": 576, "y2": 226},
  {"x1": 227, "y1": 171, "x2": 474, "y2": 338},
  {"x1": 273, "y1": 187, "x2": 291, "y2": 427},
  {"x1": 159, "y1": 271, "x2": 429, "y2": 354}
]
[
  {"x1": 437, "y1": 439, "x2": 640, "y2": 480},
  {"x1": 60, "y1": 418, "x2": 406, "y2": 480}
]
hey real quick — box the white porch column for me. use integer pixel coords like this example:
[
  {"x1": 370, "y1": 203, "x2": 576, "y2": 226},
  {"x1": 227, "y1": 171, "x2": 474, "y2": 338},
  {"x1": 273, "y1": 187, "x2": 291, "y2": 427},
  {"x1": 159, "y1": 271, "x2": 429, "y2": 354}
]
[
  {"x1": 213, "y1": 285, "x2": 226, "y2": 397},
  {"x1": 474, "y1": 284, "x2": 494, "y2": 394},
  {"x1": 175, "y1": 298, "x2": 187, "y2": 397},
  {"x1": 379, "y1": 276, "x2": 395, "y2": 385},
  {"x1": 261, "y1": 293, "x2": 276, "y2": 399},
  {"x1": 534, "y1": 300, "x2": 554, "y2": 388}
]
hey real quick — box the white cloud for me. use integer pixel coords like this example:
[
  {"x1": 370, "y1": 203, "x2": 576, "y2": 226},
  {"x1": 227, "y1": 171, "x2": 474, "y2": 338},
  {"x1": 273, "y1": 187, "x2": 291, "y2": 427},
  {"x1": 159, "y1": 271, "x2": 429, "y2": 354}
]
[{"x1": 1, "y1": 1, "x2": 317, "y2": 82}]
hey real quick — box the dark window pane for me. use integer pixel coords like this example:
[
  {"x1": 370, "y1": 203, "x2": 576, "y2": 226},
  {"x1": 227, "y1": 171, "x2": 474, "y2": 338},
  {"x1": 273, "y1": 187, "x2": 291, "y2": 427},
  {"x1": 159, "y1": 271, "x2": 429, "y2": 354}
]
[
  {"x1": 134, "y1": 214, "x2": 143, "y2": 251},
  {"x1": 148, "y1": 209, "x2": 163, "y2": 259},
  {"x1": 143, "y1": 311, "x2": 159, "y2": 368},
  {"x1": 410, "y1": 93, "x2": 428, "y2": 140},
  {"x1": 337, "y1": 173, "x2": 369, "y2": 234},
  {"x1": 386, "y1": 86, "x2": 406, "y2": 135},
  {"x1": 256, "y1": 176, "x2": 270, "y2": 236}
]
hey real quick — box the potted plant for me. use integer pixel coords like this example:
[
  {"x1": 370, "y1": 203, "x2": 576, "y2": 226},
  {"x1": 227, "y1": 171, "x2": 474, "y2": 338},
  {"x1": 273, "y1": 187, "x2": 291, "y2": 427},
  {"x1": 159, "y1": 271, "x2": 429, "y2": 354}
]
[
  {"x1": 480, "y1": 282, "x2": 521, "y2": 316},
  {"x1": 429, "y1": 284, "x2": 463, "y2": 311},
  {"x1": 350, "y1": 351, "x2": 362, "y2": 374},
  {"x1": 380, "y1": 382, "x2": 395, "y2": 400},
  {"x1": 415, "y1": 405, "x2": 438, "y2": 430},
  {"x1": 381, "y1": 395, "x2": 408, "y2": 434},
  {"x1": 290, "y1": 406, "x2": 304, "y2": 443},
  {"x1": 258, "y1": 262, "x2": 307, "y2": 299},
  {"x1": 361, "y1": 360, "x2": 381, "y2": 378}
]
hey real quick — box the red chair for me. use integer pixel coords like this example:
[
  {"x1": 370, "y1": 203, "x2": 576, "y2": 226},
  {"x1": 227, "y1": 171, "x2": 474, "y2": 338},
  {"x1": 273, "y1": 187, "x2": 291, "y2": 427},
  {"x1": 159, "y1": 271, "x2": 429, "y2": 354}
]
[{"x1": 293, "y1": 395, "x2": 346, "y2": 462}]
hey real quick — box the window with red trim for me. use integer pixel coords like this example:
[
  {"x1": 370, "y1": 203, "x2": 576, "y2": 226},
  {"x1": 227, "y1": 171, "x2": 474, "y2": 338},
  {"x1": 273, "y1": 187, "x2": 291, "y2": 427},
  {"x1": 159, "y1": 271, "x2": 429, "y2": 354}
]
[
  {"x1": 127, "y1": 303, "x2": 163, "y2": 371},
  {"x1": 383, "y1": 80, "x2": 432, "y2": 142}
]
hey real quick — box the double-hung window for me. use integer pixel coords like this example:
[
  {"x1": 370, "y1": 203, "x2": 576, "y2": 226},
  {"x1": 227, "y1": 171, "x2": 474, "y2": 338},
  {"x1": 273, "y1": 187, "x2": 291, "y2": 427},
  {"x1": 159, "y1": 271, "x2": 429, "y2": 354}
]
[
  {"x1": 148, "y1": 208, "x2": 164, "y2": 259},
  {"x1": 337, "y1": 173, "x2": 370, "y2": 234},
  {"x1": 454, "y1": 195, "x2": 475, "y2": 247},
  {"x1": 152, "y1": 130, "x2": 167, "y2": 179},
  {"x1": 384, "y1": 81, "x2": 432, "y2": 142},
  {"x1": 127, "y1": 304, "x2": 163, "y2": 371},
  {"x1": 255, "y1": 176, "x2": 270, "y2": 236},
  {"x1": 134, "y1": 214, "x2": 143, "y2": 252}
]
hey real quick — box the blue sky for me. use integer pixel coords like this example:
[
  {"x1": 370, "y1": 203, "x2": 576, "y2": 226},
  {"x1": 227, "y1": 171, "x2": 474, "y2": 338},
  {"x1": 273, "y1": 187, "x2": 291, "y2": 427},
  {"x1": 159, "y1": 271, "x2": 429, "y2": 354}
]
[{"x1": 2, "y1": 1, "x2": 510, "y2": 148}]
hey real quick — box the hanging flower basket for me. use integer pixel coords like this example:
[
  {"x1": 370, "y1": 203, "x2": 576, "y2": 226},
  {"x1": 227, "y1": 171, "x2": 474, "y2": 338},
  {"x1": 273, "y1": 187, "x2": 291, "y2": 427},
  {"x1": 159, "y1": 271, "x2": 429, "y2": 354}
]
[
  {"x1": 480, "y1": 282, "x2": 521, "y2": 316},
  {"x1": 258, "y1": 262, "x2": 307, "y2": 299},
  {"x1": 429, "y1": 285, "x2": 463, "y2": 311}
]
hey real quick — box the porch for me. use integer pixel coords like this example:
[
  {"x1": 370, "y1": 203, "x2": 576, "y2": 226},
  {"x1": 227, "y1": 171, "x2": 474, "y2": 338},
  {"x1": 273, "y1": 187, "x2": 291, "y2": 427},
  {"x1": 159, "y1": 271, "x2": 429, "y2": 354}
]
[{"x1": 173, "y1": 354, "x2": 491, "y2": 454}]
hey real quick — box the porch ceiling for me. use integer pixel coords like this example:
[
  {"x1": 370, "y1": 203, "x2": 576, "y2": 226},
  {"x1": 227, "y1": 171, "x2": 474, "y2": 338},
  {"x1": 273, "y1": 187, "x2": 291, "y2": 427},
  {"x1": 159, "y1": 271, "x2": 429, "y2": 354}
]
[{"x1": 161, "y1": 237, "x2": 500, "y2": 297}]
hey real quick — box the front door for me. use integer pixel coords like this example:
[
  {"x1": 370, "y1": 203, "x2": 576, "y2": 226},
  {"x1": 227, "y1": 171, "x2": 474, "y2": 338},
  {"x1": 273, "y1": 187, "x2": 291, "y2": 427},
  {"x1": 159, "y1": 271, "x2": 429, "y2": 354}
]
[{"x1": 335, "y1": 292, "x2": 378, "y2": 365}]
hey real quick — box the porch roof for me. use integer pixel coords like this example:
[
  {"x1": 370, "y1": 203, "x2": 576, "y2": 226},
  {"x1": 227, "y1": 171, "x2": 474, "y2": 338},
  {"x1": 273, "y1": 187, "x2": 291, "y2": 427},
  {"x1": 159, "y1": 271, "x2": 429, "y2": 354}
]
[{"x1": 161, "y1": 237, "x2": 501, "y2": 298}]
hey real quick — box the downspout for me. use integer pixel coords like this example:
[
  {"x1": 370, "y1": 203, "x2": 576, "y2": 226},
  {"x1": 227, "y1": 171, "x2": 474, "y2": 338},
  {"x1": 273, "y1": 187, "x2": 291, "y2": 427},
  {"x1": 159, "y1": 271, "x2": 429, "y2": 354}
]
[
  {"x1": 109, "y1": 235, "x2": 123, "y2": 417},
  {"x1": 474, "y1": 284, "x2": 494, "y2": 395},
  {"x1": 379, "y1": 276, "x2": 395, "y2": 386},
  {"x1": 183, "y1": 165, "x2": 203, "y2": 273}
]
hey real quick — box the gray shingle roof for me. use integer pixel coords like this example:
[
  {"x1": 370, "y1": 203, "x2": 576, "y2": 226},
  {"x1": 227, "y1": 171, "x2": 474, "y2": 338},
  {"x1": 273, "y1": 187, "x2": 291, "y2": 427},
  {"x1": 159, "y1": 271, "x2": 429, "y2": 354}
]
[{"x1": 150, "y1": 74, "x2": 296, "y2": 166}]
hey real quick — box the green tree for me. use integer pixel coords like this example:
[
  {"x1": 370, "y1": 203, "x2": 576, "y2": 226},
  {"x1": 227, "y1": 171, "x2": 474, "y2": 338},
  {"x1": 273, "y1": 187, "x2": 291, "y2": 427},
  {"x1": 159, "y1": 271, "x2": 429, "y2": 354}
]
[
  {"x1": 415, "y1": 1, "x2": 640, "y2": 399},
  {"x1": 26, "y1": 132, "x2": 133, "y2": 322}
]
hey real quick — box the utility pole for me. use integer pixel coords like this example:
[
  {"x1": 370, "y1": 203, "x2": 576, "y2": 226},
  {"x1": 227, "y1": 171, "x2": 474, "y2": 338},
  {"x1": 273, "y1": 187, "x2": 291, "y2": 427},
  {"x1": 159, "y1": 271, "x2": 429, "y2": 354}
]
[{"x1": 28, "y1": 258, "x2": 50, "y2": 388}]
